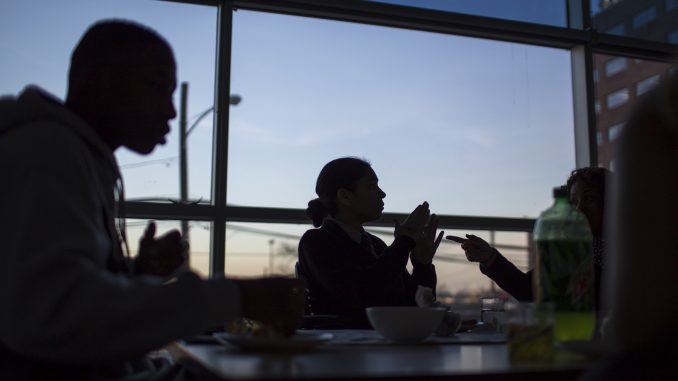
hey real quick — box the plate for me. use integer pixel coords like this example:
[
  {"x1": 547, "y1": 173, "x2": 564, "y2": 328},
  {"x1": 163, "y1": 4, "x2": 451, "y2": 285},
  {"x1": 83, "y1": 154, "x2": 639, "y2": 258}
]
[{"x1": 214, "y1": 331, "x2": 334, "y2": 352}]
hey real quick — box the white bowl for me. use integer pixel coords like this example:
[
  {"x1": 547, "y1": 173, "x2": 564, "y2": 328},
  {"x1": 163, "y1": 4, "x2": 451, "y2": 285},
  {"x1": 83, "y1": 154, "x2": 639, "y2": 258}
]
[{"x1": 366, "y1": 306, "x2": 446, "y2": 343}]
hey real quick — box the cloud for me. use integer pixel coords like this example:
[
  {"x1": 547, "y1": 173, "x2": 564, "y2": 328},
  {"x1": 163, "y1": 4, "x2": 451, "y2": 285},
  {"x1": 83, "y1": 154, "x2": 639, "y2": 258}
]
[
  {"x1": 437, "y1": 125, "x2": 497, "y2": 149},
  {"x1": 231, "y1": 121, "x2": 376, "y2": 146}
]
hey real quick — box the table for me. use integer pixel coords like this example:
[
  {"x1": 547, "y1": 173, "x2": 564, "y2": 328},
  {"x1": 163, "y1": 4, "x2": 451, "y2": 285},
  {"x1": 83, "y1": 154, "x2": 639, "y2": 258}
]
[{"x1": 169, "y1": 330, "x2": 597, "y2": 380}]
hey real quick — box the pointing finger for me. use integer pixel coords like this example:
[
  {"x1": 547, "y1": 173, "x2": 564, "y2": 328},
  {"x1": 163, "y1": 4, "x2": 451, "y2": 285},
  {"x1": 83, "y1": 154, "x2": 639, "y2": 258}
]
[
  {"x1": 434, "y1": 231, "x2": 444, "y2": 249},
  {"x1": 143, "y1": 221, "x2": 157, "y2": 241}
]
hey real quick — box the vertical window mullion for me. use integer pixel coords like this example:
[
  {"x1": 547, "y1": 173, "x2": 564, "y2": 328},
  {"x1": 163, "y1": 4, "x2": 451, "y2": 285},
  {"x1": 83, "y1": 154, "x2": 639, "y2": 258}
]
[
  {"x1": 569, "y1": 0, "x2": 597, "y2": 168},
  {"x1": 571, "y1": 43, "x2": 597, "y2": 168},
  {"x1": 210, "y1": 1, "x2": 234, "y2": 276}
]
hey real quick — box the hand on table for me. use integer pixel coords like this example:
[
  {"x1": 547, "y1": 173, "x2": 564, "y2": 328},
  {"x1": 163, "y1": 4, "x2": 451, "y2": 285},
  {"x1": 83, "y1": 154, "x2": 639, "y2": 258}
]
[
  {"x1": 410, "y1": 214, "x2": 444, "y2": 265},
  {"x1": 236, "y1": 277, "x2": 306, "y2": 337},
  {"x1": 446, "y1": 234, "x2": 497, "y2": 268},
  {"x1": 135, "y1": 221, "x2": 188, "y2": 277}
]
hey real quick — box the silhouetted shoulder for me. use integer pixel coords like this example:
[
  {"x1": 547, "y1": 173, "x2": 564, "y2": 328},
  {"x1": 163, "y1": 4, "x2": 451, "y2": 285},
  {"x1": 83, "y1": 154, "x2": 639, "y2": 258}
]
[
  {"x1": 299, "y1": 227, "x2": 334, "y2": 245},
  {"x1": 1, "y1": 121, "x2": 88, "y2": 170}
]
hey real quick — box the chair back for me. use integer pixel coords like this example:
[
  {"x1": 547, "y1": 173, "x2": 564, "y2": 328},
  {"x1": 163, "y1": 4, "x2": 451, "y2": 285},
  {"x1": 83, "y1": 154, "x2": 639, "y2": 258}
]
[{"x1": 294, "y1": 261, "x2": 313, "y2": 314}]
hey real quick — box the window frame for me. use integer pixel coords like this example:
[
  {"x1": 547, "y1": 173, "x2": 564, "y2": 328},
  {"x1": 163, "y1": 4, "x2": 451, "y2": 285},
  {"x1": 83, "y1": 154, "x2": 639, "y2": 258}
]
[{"x1": 120, "y1": 0, "x2": 677, "y2": 275}]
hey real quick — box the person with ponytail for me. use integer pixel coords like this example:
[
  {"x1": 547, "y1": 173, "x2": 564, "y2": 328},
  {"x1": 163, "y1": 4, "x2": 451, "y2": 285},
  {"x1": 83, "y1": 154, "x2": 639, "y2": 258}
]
[{"x1": 297, "y1": 157, "x2": 444, "y2": 327}]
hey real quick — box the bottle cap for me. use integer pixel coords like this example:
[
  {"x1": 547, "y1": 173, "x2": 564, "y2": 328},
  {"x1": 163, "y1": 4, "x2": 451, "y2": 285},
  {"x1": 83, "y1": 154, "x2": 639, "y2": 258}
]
[{"x1": 553, "y1": 185, "x2": 568, "y2": 198}]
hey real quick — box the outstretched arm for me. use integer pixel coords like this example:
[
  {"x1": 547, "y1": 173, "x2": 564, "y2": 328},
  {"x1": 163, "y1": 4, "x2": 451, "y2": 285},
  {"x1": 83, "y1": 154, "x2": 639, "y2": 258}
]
[{"x1": 448, "y1": 234, "x2": 532, "y2": 301}]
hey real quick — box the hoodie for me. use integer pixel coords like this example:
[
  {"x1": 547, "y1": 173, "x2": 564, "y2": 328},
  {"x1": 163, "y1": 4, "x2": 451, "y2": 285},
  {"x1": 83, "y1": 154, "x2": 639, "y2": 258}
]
[{"x1": 0, "y1": 86, "x2": 240, "y2": 369}]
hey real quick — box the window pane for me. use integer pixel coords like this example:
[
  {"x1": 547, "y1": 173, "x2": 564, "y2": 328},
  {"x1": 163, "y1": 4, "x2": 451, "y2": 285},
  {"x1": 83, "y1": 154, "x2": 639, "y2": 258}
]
[
  {"x1": 225, "y1": 222, "x2": 308, "y2": 277},
  {"x1": 604, "y1": 57, "x2": 627, "y2": 77},
  {"x1": 631, "y1": 6, "x2": 657, "y2": 29},
  {"x1": 667, "y1": 29, "x2": 678, "y2": 44},
  {"x1": 224, "y1": 222, "x2": 530, "y2": 307},
  {"x1": 593, "y1": 53, "x2": 674, "y2": 169},
  {"x1": 636, "y1": 74, "x2": 661, "y2": 95},
  {"x1": 607, "y1": 122, "x2": 624, "y2": 142},
  {"x1": 605, "y1": 23, "x2": 626, "y2": 35},
  {"x1": 592, "y1": 0, "x2": 678, "y2": 45},
  {"x1": 367, "y1": 0, "x2": 568, "y2": 27},
  {"x1": 606, "y1": 88, "x2": 630, "y2": 109},
  {"x1": 126, "y1": 219, "x2": 212, "y2": 277},
  {"x1": 0, "y1": 0, "x2": 217, "y2": 203},
  {"x1": 229, "y1": 11, "x2": 575, "y2": 219}
]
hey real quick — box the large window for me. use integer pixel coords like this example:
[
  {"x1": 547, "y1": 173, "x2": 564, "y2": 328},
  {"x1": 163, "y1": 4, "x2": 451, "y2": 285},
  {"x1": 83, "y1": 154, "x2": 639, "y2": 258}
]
[
  {"x1": 229, "y1": 10, "x2": 575, "y2": 219},
  {"x1": 1, "y1": 0, "x2": 674, "y2": 298}
]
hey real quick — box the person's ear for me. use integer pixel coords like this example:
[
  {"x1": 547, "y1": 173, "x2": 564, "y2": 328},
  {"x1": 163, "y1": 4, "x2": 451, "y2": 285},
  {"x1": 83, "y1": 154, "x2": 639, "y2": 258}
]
[{"x1": 336, "y1": 188, "x2": 354, "y2": 208}]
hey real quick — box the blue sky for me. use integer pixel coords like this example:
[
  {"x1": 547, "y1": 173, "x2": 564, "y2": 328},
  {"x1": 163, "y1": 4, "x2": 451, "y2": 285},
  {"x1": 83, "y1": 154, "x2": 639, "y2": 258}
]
[
  {"x1": 228, "y1": 9, "x2": 574, "y2": 218},
  {"x1": 1, "y1": 0, "x2": 580, "y2": 289},
  {"x1": 370, "y1": 0, "x2": 567, "y2": 26}
]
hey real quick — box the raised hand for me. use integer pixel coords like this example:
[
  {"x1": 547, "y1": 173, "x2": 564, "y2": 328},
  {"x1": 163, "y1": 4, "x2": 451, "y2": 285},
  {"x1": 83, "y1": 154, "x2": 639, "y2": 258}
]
[
  {"x1": 411, "y1": 214, "x2": 444, "y2": 265},
  {"x1": 446, "y1": 234, "x2": 497, "y2": 267},
  {"x1": 394, "y1": 202, "x2": 430, "y2": 241},
  {"x1": 135, "y1": 221, "x2": 188, "y2": 277}
]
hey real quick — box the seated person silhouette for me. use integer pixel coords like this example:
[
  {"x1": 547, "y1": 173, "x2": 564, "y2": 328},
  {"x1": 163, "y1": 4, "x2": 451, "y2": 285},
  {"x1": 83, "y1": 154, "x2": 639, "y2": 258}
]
[
  {"x1": 0, "y1": 20, "x2": 304, "y2": 380},
  {"x1": 297, "y1": 157, "x2": 443, "y2": 328},
  {"x1": 450, "y1": 167, "x2": 610, "y2": 315}
]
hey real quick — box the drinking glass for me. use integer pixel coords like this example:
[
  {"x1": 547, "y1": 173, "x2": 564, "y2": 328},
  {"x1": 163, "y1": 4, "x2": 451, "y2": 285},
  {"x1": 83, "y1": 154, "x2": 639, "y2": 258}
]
[{"x1": 480, "y1": 297, "x2": 506, "y2": 332}]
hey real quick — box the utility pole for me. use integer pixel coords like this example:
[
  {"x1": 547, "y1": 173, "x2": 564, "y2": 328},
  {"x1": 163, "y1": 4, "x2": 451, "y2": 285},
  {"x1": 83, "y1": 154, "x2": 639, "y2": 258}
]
[
  {"x1": 268, "y1": 239, "x2": 275, "y2": 276},
  {"x1": 177, "y1": 82, "x2": 240, "y2": 268},
  {"x1": 489, "y1": 230, "x2": 496, "y2": 293},
  {"x1": 179, "y1": 82, "x2": 190, "y2": 246}
]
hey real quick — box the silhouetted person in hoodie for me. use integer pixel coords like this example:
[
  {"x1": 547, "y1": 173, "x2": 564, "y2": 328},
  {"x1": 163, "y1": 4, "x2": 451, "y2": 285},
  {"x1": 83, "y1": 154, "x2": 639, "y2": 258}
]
[{"x1": 0, "y1": 20, "x2": 304, "y2": 381}]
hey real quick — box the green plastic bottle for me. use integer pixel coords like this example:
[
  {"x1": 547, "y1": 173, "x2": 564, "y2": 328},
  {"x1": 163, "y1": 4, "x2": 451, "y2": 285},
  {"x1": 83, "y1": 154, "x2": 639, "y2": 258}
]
[{"x1": 533, "y1": 186, "x2": 595, "y2": 342}]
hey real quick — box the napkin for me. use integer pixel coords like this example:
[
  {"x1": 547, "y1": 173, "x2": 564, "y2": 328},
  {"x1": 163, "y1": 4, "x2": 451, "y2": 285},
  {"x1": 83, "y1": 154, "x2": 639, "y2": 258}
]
[{"x1": 415, "y1": 286, "x2": 462, "y2": 336}]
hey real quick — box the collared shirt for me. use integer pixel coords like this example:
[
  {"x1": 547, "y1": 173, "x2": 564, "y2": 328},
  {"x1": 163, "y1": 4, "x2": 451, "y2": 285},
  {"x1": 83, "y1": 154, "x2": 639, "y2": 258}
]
[
  {"x1": 325, "y1": 216, "x2": 377, "y2": 257},
  {"x1": 325, "y1": 216, "x2": 363, "y2": 243}
]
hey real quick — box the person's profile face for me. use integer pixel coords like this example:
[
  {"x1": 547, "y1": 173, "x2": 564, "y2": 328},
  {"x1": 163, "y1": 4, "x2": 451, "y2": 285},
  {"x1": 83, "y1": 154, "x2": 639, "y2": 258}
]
[
  {"x1": 113, "y1": 48, "x2": 177, "y2": 155},
  {"x1": 343, "y1": 167, "x2": 386, "y2": 223},
  {"x1": 569, "y1": 180, "x2": 603, "y2": 235}
]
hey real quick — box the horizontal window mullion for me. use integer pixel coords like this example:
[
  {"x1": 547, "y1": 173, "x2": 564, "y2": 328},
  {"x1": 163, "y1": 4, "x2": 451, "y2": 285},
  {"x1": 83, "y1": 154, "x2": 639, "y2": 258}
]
[
  {"x1": 374, "y1": 213, "x2": 535, "y2": 233},
  {"x1": 224, "y1": 206, "x2": 535, "y2": 232},
  {"x1": 122, "y1": 201, "x2": 218, "y2": 221},
  {"x1": 159, "y1": 0, "x2": 222, "y2": 7},
  {"x1": 122, "y1": 203, "x2": 535, "y2": 232},
  {"x1": 592, "y1": 33, "x2": 678, "y2": 63}
]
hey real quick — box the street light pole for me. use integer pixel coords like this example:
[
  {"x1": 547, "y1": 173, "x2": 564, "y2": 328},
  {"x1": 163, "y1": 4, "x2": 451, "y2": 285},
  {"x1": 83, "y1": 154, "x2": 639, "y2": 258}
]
[
  {"x1": 179, "y1": 82, "x2": 190, "y2": 247},
  {"x1": 178, "y1": 81, "x2": 241, "y2": 266}
]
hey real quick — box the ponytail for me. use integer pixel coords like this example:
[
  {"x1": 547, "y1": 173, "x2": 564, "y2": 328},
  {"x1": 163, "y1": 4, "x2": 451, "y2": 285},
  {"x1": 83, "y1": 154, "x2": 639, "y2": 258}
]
[{"x1": 306, "y1": 198, "x2": 329, "y2": 227}]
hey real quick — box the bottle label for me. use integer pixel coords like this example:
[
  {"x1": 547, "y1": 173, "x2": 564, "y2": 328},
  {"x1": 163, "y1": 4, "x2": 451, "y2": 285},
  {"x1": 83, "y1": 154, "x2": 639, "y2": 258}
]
[{"x1": 535, "y1": 239, "x2": 594, "y2": 312}]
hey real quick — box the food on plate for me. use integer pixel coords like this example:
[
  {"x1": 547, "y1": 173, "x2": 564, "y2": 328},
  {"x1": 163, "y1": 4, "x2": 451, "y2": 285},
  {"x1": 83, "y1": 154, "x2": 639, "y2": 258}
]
[{"x1": 225, "y1": 318, "x2": 286, "y2": 338}]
